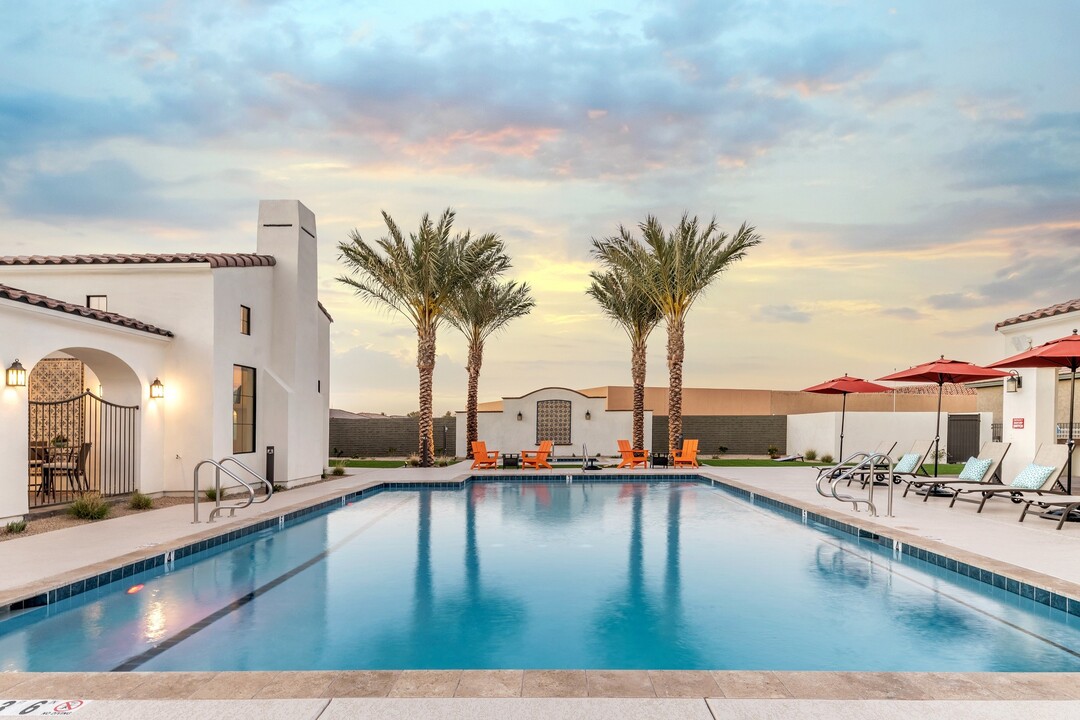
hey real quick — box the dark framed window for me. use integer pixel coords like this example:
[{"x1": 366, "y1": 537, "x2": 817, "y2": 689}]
[
  {"x1": 232, "y1": 365, "x2": 256, "y2": 453},
  {"x1": 86, "y1": 295, "x2": 107, "y2": 312},
  {"x1": 240, "y1": 305, "x2": 251, "y2": 335}
]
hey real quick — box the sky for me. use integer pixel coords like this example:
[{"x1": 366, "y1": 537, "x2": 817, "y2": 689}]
[{"x1": 2, "y1": 0, "x2": 1078, "y2": 415}]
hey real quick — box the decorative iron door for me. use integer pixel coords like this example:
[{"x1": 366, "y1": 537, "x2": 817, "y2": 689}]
[
  {"x1": 535, "y1": 399, "x2": 572, "y2": 445},
  {"x1": 28, "y1": 390, "x2": 139, "y2": 507}
]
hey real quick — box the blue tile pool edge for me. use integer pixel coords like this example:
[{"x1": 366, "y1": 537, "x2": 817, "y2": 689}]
[{"x1": 5, "y1": 473, "x2": 1080, "y2": 620}]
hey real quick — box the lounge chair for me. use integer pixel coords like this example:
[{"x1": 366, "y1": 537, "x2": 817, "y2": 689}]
[
  {"x1": 521, "y1": 440, "x2": 553, "y2": 469},
  {"x1": 864, "y1": 439, "x2": 934, "y2": 490},
  {"x1": 470, "y1": 441, "x2": 499, "y2": 470},
  {"x1": 817, "y1": 440, "x2": 897, "y2": 482},
  {"x1": 906, "y1": 442, "x2": 1011, "y2": 502},
  {"x1": 1018, "y1": 447, "x2": 1080, "y2": 529},
  {"x1": 950, "y1": 444, "x2": 1071, "y2": 513},
  {"x1": 617, "y1": 439, "x2": 649, "y2": 469},
  {"x1": 673, "y1": 439, "x2": 699, "y2": 468}
]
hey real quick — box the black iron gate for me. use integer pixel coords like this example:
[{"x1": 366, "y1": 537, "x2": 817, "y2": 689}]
[
  {"x1": 28, "y1": 390, "x2": 139, "y2": 507},
  {"x1": 946, "y1": 413, "x2": 981, "y2": 463}
]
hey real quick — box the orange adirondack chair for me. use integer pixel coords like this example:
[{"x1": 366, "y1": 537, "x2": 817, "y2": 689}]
[
  {"x1": 617, "y1": 439, "x2": 649, "y2": 469},
  {"x1": 471, "y1": 441, "x2": 499, "y2": 469},
  {"x1": 521, "y1": 440, "x2": 553, "y2": 469},
  {"x1": 672, "y1": 439, "x2": 699, "y2": 468}
]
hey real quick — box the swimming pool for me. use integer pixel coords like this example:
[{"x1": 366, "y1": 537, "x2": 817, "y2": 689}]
[{"x1": 3, "y1": 479, "x2": 1080, "y2": 672}]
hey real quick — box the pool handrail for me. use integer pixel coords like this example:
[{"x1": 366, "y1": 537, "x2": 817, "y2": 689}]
[
  {"x1": 218, "y1": 456, "x2": 274, "y2": 503},
  {"x1": 817, "y1": 451, "x2": 895, "y2": 517},
  {"x1": 192, "y1": 459, "x2": 256, "y2": 523}
]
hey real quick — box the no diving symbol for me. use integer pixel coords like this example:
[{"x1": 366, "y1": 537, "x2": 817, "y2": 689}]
[{"x1": 54, "y1": 701, "x2": 84, "y2": 712}]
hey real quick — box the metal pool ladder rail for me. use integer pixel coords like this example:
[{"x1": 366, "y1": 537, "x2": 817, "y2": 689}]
[
  {"x1": 192, "y1": 456, "x2": 274, "y2": 523},
  {"x1": 815, "y1": 451, "x2": 894, "y2": 517}
]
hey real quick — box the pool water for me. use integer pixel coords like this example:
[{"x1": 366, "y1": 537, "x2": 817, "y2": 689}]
[{"x1": 3, "y1": 480, "x2": 1080, "y2": 671}]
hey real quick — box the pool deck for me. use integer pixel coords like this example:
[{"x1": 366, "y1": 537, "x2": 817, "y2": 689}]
[{"x1": 3, "y1": 464, "x2": 1080, "y2": 717}]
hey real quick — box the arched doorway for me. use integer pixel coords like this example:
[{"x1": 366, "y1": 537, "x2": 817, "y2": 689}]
[{"x1": 27, "y1": 348, "x2": 141, "y2": 507}]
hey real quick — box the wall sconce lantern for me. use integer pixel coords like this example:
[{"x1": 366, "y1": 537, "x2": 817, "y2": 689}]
[
  {"x1": 1005, "y1": 370, "x2": 1022, "y2": 393},
  {"x1": 516, "y1": 411, "x2": 523, "y2": 421},
  {"x1": 585, "y1": 410, "x2": 592, "y2": 420},
  {"x1": 5, "y1": 359, "x2": 26, "y2": 387},
  {"x1": 149, "y1": 378, "x2": 166, "y2": 399}
]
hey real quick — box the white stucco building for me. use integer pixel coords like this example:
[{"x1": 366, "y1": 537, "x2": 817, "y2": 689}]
[
  {"x1": 996, "y1": 298, "x2": 1080, "y2": 483},
  {"x1": 0, "y1": 200, "x2": 331, "y2": 523},
  {"x1": 456, "y1": 387, "x2": 649, "y2": 459}
]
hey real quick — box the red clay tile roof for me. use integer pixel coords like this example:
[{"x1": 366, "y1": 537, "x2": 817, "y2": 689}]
[
  {"x1": 892, "y1": 383, "x2": 977, "y2": 396},
  {"x1": 996, "y1": 298, "x2": 1080, "y2": 330},
  {"x1": 0, "y1": 284, "x2": 174, "y2": 337},
  {"x1": 0, "y1": 253, "x2": 275, "y2": 268}
]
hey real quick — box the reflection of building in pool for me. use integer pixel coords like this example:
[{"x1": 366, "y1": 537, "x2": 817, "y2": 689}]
[{"x1": 0, "y1": 200, "x2": 331, "y2": 522}]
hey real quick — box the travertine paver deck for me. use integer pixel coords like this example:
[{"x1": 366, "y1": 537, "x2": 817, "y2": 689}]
[{"x1": 4, "y1": 465, "x2": 1080, "y2": 714}]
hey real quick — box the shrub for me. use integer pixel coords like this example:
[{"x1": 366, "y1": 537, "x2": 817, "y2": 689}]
[
  {"x1": 204, "y1": 487, "x2": 219, "y2": 502},
  {"x1": 69, "y1": 493, "x2": 110, "y2": 521},
  {"x1": 273, "y1": 483, "x2": 286, "y2": 492},
  {"x1": 766, "y1": 444, "x2": 780, "y2": 459},
  {"x1": 128, "y1": 492, "x2": 154, "y2": 510},
  {"x1": 717, "y1": 445, "x2": 729, "y2": 456},
  {"x1": 330, "y1": 459, "x2": 347, "y2": 476},
  {"x1": 435, "y1": 456, "x2": 449, "y2": 467},
  {"x1": 821, "y1": 454, "x2": 834, "y2": 464},
  {"x1": 5, "y1": 519, "x2": 27, "y2": 534},
  {"x1": 804, "y1": 449, "x2": 818, "y2": 461},
  {"x1": 405, "y1": 454, "x2": 420, "y2": 467}
]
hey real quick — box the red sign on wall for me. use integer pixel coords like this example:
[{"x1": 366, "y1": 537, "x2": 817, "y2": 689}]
[{"x1": 1012, "y1": 418, "x2": 1025, "y2": 429}]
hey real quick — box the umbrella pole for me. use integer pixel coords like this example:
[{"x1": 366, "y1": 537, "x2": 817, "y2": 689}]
[
  {"x1": 1069, "y1": 365, "x2": 1076, "y2": 494},
  {"x1": 839, "y1": 393, "x2": 847, "y2": 461},
  {"x1": 934, "y1": 382, "x2": 943, "y2": 477}
]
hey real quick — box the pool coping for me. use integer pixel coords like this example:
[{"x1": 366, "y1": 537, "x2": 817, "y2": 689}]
[{"x1": 6, "y1": 469, "x2": 1080, "y2": 621}]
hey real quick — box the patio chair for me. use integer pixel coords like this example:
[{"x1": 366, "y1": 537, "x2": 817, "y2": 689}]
[
  {"x1": 521, "y1": 440, "x2": 553, "y2": 469},
  {"x1": 950, "y1": 443, "x2": 1070, "y2": 513},
  {"x1": 905, "y1": 442, "x2": 1011, "y2": 502},
  {"x1": 617, "y1": 439, "x2": 649, "y2": 469},
  {"x1": 673, "y1": 439, "x2": 699, "y2": 468},
  {"x1": 817, "y1": 440, "x2": 897, "y2": 482},
  {"x1": 41, "y1": 442, "x2": 92, "y2": 496},
  {"x1": 470, "y1": 441, "x2": 499, "y2": 470},
  {"x1": 1018, "y1": 447, "x2": 1080, "y2": 530}
]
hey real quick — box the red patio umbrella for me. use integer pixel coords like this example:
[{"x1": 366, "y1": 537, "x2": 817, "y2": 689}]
[
  {"x1": 990, "y1": 329, "x2": 1080, "y2": 492},
  {"x1": 802, "y1": 374, "x2": 892, "y2": 461},
  {"x1": 878, "y1": 357, "x2": 1009, "y2": 476}
]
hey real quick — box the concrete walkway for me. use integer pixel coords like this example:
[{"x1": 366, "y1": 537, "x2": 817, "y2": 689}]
[{"x1": 4, "y1": 465, "x2": 1080, "y2": 716}]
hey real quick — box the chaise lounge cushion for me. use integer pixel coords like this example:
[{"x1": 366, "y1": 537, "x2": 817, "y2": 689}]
[
  {"x1": 957, "y1": 456, "x2": 994, "y2": 481},
  {"x1": 894, "y1": 453, "x2": 922, "y2": 474},
  {"x1": 1010, "y1": 463, "x2": 1056, "y2": 490}
]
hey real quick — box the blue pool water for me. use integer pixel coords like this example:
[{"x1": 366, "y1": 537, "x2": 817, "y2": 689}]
[{"x1": 3, "y1": 480, "x2": 1080, "y2": 671}]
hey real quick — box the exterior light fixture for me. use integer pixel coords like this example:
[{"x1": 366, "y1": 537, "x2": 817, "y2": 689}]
[
  {"x1": 1005, "y1": 370, "x2": 1022, "y2": 393},
  {"x1": 516, "y1": 411, "x2": 523, "y2": 421},
  {"x1": 5, "y1": 359, "x2": 26, "y2": 387},
  {"x1": 150, "y1": 378, "x2": 165, "y2": 399},
  {"x1": 585, "y1": 410, "x2": 592, "y2": 420}
]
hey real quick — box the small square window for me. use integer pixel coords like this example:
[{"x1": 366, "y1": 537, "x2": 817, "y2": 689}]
[
  {"x1": 240, "y1": 305, "x2": 251, "y2": 335},
  {"x1": 87, "y1": 295, "x2": 107, "y2": 312}
]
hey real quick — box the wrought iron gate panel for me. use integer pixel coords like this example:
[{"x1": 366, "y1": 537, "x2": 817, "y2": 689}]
[{"x1": 28, "y1": 390, "x2": 139, "y2": 507}]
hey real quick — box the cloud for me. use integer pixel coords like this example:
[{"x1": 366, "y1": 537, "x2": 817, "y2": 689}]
[
  {"x1": 946, "y1": 112, "x2": 1080, "y2": 192},
  {"x1": 758, "y1": 304, "x2": 811, "y2": 323},
  {"x1": 880, "y1": 306, "x2": 925, "y2": 320}
]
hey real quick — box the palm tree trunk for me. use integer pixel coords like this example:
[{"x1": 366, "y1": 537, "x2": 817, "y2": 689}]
[
  {"x1": 667, "y1": 316, "x2": 685, "y2": 453},
  {"x1": 417, "y1": 328, "x2": 437, "y2": 467},
  {"x1": 466, "y1": 339, "x2": 483, "y2": 458},
  {"x1": 631, "y1": 338, "x2": 647, "y2": 451}
]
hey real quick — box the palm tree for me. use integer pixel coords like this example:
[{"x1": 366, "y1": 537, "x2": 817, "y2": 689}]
[
  {"x1": 338, "y1": 208, "x2": 507, "y2": 466},
  {"x1": 447, "y1": 278, "x2": 535, "y2": 456},
  {"x1": 593, "y1": 214, "x2": 761, "y2": 452},
  {"x1": 586, "y1": 270, "x2": 661, "y2": 451}
]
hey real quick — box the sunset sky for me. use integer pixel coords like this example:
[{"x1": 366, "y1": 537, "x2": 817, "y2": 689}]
[{"x1": 3, "y1": 1, "x2": 1078, "y2": 414}]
